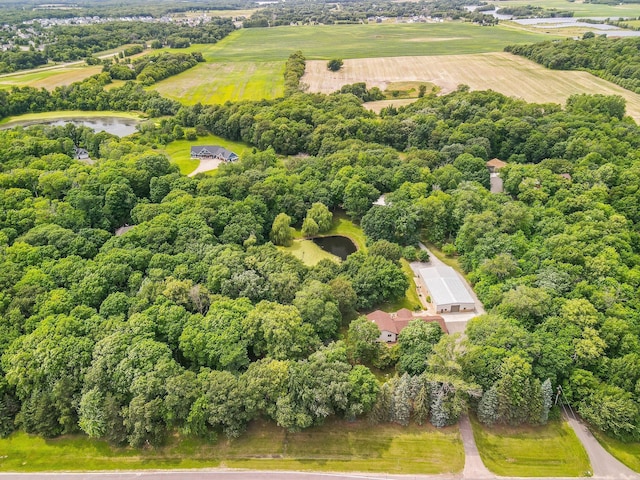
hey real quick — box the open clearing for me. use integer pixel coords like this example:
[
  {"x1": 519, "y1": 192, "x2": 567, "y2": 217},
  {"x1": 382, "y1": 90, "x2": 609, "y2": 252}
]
[
  {"x1": 0, "y1": 419, "x2": 463, "y2": 474},
  {"x1": 471, "y1": 415, "x2": 591, "y2": 477},
  {"x1": 303, "y1": 52, "x2": 640, "y2": 123},
  {"x1": 151, "y1": 61, "x2": 284, "y2": 105},
  {"x1": 278, "y1": 239, "x2": 340, "y2": 266},
  {"x1": 161, "y1": 134, "x2": 249, "y2": 175}
]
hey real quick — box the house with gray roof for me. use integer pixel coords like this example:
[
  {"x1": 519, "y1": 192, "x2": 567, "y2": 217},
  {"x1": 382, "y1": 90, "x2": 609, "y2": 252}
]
[{"x1": 190, "y1": 145, "x2": 239, "y2": 162}]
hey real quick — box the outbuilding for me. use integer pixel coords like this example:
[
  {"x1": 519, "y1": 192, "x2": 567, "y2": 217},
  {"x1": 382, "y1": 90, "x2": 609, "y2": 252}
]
[{"x1": 419, "y1": 266, "x2": 475, "y2": 314}]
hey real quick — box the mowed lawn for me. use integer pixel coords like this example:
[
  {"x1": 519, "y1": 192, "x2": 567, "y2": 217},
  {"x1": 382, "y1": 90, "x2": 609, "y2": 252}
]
[
  {"x1": 0, "y1": 419, "x2": 464, "y2": 474},
  {"x1": 303, "y1": 52, "x2": 640, "y2": 124},
  {"x1": 161, "y1": 133, "x2": 249, "y2": 175},
  {"x1": 471, "y1": 416, "x2": 591, "y2": 477}
]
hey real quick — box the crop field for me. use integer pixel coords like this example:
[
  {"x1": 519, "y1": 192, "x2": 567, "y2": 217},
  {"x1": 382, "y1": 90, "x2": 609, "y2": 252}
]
[
  {"x1": 303, "y1": 52, "x2": 640, "y2": 123},
  {"x1": 152, "y1": 23, "x2": 558, "y2": 104},
  {"x1": 486, "y1": 0, "x2": 640, "y2": 18},
  {"x1": 151, "y1": 61, "x2": 284, "y2": 105},
  {"x1": 0, "y1": 65, "x2": 102, "y2": 90}
]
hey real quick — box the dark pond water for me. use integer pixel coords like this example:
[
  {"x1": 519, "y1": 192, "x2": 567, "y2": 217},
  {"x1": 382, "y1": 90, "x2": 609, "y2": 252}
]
[
  {"x1": 4, "y1": 116, "x2": 139, "y2": 137},
  {"x1": 312, "y1": 235, "x2": 357, "y2": 261}
]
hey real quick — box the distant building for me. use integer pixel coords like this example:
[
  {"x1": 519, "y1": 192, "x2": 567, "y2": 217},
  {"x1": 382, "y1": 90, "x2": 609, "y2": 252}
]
[
  {"x1": 190, "y1": 145, "x2": 239, "y2": 162},
  {"x1": 74, "y1": 147, "x2": 90, "y2": 160},
  {"x1": 486, "y1": 158, "x2": 507, "y2": 173},
  {"x1": 419, "y1": 266, "x2": 475, "y2": 314},
  {"x1": 367, "y1": 308, "x2": 447, "y2": 343}
]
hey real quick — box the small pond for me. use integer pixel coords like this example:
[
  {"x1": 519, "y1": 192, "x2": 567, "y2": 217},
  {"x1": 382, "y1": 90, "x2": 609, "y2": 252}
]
[
  {"x1": 3, "y1": 116, "x2": 139, "y2": 137},
  {"x1": 312, "y1": 235, "x2": 357, "y2": 261}
]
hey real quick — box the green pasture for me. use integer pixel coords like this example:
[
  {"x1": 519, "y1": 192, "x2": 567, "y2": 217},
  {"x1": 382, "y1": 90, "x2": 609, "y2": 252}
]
[
  {"x1": 166, "y1": 23, "x2": 560, "y2": 63},
  {"x1": 471, "y1": 416, "x2": 592, "y2": 477},
  {"x1": 150, "y1": 61, "x2": 284, "y2": 105},
  {"x1": 487, "y1": 0, "x2": 640, "y2": 18},
  {"x1": 591, "y1": 429, "x2": 640, "y2": 473},
  {"x1": 0, "y1": 65, "x2": 102, "y2": 90},
  {"x1": 0, "y1": 419, "x2": 463, "y2": 474},
  {"x1": 161, "y1": 133, "x2": 249, "y2": 175}
]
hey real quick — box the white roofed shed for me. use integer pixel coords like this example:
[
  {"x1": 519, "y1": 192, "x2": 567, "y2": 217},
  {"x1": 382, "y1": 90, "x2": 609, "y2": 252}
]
[{"x1": 419, "y1": 266, "x2": 475, "y2": 314}]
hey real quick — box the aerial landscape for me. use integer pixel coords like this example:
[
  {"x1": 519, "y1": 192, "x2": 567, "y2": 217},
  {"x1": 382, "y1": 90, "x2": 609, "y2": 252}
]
[{"x1": 0, "y1": 0, "x2": 640, "y2": 477}]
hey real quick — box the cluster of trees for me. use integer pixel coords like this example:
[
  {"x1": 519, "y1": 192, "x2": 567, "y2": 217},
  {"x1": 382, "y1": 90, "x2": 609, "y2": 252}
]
[
  {"x1": 283, "y1": 51, "x2": 306, "y2": 96},
  {"x1": 0, "y1": 50, "x2": 47, "y2": 74},
  {"x1": 495, "y1": 5, "x2": 574, "y2": 18},
  {"x1": 506, "y1": 36, "x2": 640, "y2": 94},
  {"x1": 105, "y1": 52, "x2": 205, "y2": 85},
  {"x1": 1, "y1": 18, "x2": 234, "y2": 67},
  {"x1": 1, "y1": 67, "x2": 640, "y2": 443}
]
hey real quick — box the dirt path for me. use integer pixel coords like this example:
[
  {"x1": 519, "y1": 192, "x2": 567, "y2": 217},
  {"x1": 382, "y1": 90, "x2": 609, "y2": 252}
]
[{"x1": 565, "y1": 415, "x2": 640, "y2": 479}]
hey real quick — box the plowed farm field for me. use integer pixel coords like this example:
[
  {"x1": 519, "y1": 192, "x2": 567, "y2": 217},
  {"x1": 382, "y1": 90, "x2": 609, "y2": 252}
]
[{"x1": 302, "y1": 52, "x2": 640, "y2": 122}]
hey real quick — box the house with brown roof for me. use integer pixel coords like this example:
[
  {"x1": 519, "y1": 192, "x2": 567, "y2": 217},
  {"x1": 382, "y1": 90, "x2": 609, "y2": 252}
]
[
  {"x1": 486, "y1": 158, "x2": 507, "y2": 173},
  {"x1": 367, "y1": 309, "x2": 447, "y2": 343}
]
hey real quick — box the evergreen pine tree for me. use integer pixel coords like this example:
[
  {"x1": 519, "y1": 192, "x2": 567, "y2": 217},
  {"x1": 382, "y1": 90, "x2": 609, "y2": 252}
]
[{"x1": 478, "y1": 385, "x2": 499, "y2": 426}]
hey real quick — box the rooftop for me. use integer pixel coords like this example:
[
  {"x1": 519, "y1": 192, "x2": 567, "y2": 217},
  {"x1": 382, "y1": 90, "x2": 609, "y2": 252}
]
[
  {"x1": 367, "y1": 309, "x2": 448, "y2": 335},
  {"x1": 419, "y1": 266, "x2": 475, "y2": 306}
]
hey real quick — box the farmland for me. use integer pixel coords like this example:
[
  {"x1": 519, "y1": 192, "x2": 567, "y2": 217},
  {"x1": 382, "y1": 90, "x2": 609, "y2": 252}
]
[
  {"x1": 303, "y1": 52, "x2": 640, "y2": 123},
  {"x1": 149, "y1": 23, "x2": 559, "y2": 103},
  {"x1": 0, "y1": 65, "x2": 102, "y2": 91}
]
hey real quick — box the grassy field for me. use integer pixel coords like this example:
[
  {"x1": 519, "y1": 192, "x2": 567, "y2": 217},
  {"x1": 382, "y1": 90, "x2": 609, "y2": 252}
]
[
  {"x1": 278, "y1": 239, "x2": 340, "y2": 266},
  {"x1": 303, "y1": 52, "x2": 640, "y2": 123},
  {"x1": 591, "y1": 429, "x2": 640, "y2": 473},
  {"x1": 0, "y1": 110, "x2": 143, "y2": 127},
  {"x1": 161, "y1": 134, "x2": 249, "y2": 175},
  {"x1": 0, "y1": 65, "x2": 102, "y2": 90},
  {"x1": 471, "y1": 416, "x2": 592, "y2": 477},
  {"x1": 166, "y1": 23, "x2": 559, "y2": 63},
  {"x1": 0, "y1": 419, "x2": 463, "y2": 474},
  {"x1": 151, "y1": 61, "x2": 284, "y2": 105},
  {"x1": 487, "y1": 0, "x2": 640, "y2": 18}
]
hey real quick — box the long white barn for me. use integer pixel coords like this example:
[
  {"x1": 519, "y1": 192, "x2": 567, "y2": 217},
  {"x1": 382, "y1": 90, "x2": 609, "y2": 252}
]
[{"x1": 419, "y1": 266, "x2": 475, "y2": 314}]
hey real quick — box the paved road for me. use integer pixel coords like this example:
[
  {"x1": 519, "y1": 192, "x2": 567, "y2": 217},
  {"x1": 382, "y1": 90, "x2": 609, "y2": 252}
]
[
  {"x1": 459, "y1": 416, "x2": 492, "y2": 479},
  {"x1": 565, "y1": 415, "x2": 640, "y2": 480}
]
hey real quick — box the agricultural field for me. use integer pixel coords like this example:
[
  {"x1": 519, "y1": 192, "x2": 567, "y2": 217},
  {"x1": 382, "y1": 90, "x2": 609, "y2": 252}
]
[
  {"x1": 0, "y1": 65, "x2": 102, "y2": 91},
  {"x1": 150, "y1": 23, "x2": 558, "y2": 104},
  {"x1": 303, "y1": 52, "x2": 640, "y2": 123},
  {"x1": 151, "y1": 61, "x2": 284, "y2": 105},
  {"x1": 0, "y1": 419, "x2": 463, "y2": 474},
  {"x1": 471, "y1": 416, "x2": 591, "y2": 477}
]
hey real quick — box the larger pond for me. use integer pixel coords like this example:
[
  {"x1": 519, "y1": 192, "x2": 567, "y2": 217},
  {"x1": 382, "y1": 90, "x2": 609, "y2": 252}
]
[
  {"x1": 312, "y1": 235, "x2": 357, "y2": 261},
  {"x1": 2, "y1": 116, "x2": 139, "y2": 137}
]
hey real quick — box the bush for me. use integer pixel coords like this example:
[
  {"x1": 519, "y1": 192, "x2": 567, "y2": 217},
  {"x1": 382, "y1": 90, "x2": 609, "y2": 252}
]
[
  {"x1": 327, "y1": 58, "x2": 343, "y2": 71},
  {"x1": 416, "y1": 250, "x2": 430, "y2": 262}
]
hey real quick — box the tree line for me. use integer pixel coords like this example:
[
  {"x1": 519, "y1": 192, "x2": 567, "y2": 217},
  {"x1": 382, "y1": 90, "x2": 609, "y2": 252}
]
[{"x1": 105, "y1": 52, "x2": 205, "y2": 85}]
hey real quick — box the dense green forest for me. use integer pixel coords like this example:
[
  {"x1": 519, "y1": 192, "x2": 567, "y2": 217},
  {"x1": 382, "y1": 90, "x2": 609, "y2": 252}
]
[
  {"x1": 506, "y1": 36, "x2": 640, "y2": 95},
  {"x1": 1, "y1": 80, "x2": 639, "y2": 445}
]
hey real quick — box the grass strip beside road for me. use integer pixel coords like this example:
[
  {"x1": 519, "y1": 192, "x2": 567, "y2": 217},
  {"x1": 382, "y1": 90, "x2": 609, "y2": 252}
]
[
  {"x1": 591, "y1": 428, "x2": 640, "y2": 473},
  {"x1": 0, "y1": 419, "x2": 463, "y2": 474},
  {"x1": 470, "y1": 415, "x2": 592, "y2": 477}
]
